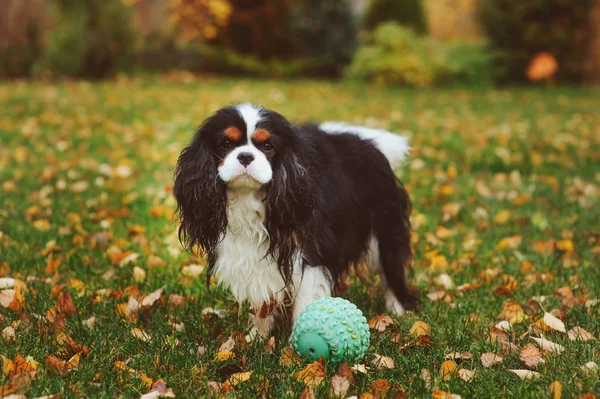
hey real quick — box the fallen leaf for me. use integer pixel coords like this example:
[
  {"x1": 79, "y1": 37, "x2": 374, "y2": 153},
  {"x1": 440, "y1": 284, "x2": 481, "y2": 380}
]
[
  {"x1": 217, "y1": 351, "x2": 235, "y2": 362},
  {"x1": 226, "y1": 371, "x2": 252, "y2": 387},
  {"x1": 133, "y1": 266, "x2": 147, "y2": 283},
  {"x1": 279, "y1": 346, "x2": 301, "y2": 367},
  {"x1": 568, "y1": 326, "x2": 595, "y2": 341},
  {"x1": 141, "y1": 287, "x2": 164, "y2": 308},
  {"x1": 409, "y1": 321, "x2": 430, "y2": 337},
  {"x1": 495, "y1": 320, "x2": 513, "y2": 332},
  {"x1": 549, "y1": 381, "x2": 563, "y2": 399},
  {"x1": 481, "y1": 352, "x2": 503, "y2": 368},
  {"x1": 579, "y1": 361, "x2": 598, "y2": 373},
  {"x1": 299, "y1": 387, "x2": 316, "y2": 399},
  {"x1": 368, "y1": 315, "x2": 394, "y2": 332},
  {"x1": 497, "y1": 235, "x2": 522, "y2": 250},
  {"x1": 219, "y1": 337, "x2": 236, "y2": 352},
  {"x1": 371, "y1": 379, "x2": 391, "y2": 397},
  {"x1": 181, "y1": 264, "x2": 205, "y2": 278},
  {"x1": 351, "y1": 364, "x2": 369, "y2": 374},
  {"x1": 445, "y1": 352, "x2": 472, "y2": 361},
  {"x1": 531, "y1": 337, "x2": 565, "y2": 354},
  {"x1": 294, "y1": 361, "x2": 326, "y2": 387},
  {"x1": 420, "y1": 369, "x2": 432, "y2": 389},
  {"x1": 2, "y1": 326, "x2": 16, "y2": 343},
  {"x1": 440, "y1": 360, "x2": 457, "y2": 381},
  {"x1": 372, "y1": 354, "x2": 394, "y2": 369},
  {"x1": 508, "y1": 369, "x2": 540, "y2": 379},
  {"x1": 543, "y1": 312, "x2": 566, "y2": 333},
  {"x1": 131, "y1": 328, "x2": 152, "y2": 342},
  {"x1": 457, "y1": 368, "x2": 475, "y2": 382},
  {"x1": 497, "y1": 301, "x2": 527, "y2": 324},
  {"x1": 0, "y1": 278, "x2": 15, "y2": 289},
  {"x1": 330, "y1": 375, "x2": 350, "y2": 398},
  {"x1": 519, "y1": 344, "x2": 545, "y2": 369}
]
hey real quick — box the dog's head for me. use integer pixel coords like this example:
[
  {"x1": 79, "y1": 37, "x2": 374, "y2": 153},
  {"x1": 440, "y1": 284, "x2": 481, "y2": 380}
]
[{"x1": 173, "y1": 104, "x2": 313, "y2": 273}]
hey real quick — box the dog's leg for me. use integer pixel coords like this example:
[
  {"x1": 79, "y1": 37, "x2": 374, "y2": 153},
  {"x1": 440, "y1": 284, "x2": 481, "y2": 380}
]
[
  {"x1": 291, "y1": 266, "x2": 332, "y2": 323},
  {"x1": 248, "y1": 313, "x2": 277, "y2": 339},
  {"x1": 367, "y1": 236, "x2": 411, "y2": 315}
]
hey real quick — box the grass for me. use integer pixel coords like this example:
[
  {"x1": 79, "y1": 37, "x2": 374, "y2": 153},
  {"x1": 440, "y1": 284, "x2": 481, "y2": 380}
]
[{"x1": 0, "y1": 76, "x2": 599, "y2": 398}]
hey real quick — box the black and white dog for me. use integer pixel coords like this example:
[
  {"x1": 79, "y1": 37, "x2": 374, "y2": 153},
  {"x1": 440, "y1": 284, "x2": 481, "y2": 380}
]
[{"x1": 174, "y1": 104, "x2": 416, "y2": 336}]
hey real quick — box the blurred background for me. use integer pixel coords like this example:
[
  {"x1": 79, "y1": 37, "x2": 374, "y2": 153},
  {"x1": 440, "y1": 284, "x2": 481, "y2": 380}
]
[{"x1": 1, "y1": 0, "x2": 599, "y2": 86}]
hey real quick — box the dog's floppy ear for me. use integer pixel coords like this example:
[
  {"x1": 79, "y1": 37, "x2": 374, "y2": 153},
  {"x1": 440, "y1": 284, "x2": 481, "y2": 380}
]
[
  {"x1": 173, "y1": 125, "x2": 227, "y2": 263},
  {"x1": 264, "y1": 130, "x2": 315, "y2": 286}
]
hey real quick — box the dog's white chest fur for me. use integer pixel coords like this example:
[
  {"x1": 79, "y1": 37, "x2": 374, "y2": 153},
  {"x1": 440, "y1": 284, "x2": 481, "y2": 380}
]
[{"x1": 213, "y1": 189, "x2": 286, "y2": 309}]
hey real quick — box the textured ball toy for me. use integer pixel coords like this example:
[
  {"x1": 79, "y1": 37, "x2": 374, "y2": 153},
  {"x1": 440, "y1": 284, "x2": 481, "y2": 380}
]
[{"x1": 292, "y1": 297, "x2": 370, "y2": 363}]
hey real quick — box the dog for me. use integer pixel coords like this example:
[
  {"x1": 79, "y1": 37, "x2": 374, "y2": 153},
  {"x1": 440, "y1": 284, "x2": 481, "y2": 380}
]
[{"x1": 174, "y1": 104, "x2": 416, "y2": 337}]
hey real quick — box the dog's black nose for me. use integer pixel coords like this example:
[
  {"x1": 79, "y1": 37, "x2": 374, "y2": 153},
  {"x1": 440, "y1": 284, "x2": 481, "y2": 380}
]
[{"x1": 237, "y1": 152, "x2": 254, "y2": 167}]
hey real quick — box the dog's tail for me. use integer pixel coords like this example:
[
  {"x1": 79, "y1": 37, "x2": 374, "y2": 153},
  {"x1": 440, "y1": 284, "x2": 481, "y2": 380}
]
[{"x1": 319, "y1": 122, "x2": 410, "y2": 169}]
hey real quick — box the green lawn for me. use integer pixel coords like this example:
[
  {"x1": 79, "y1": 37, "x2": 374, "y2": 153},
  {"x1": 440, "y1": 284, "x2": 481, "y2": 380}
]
[{"x1": 1, "y1": 77, "x2": 599, "y2": 398}]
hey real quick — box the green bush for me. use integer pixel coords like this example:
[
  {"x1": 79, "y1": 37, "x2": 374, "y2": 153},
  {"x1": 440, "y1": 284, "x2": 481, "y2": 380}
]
[
  {"x1": 479, "y1": 0, "x2": 596, "y2": 83},
  {"x1": 36, "y1": 0, "x2": 138, "y2": 78},
  {"x1": 290, "y1": 0, "x2": 358, "y2": 76},
  {"x1": 364, "y1": 0, "x2": 427, "y2": 34},
  {"x1": 345, "y1": 23, "x2": 495, "y2": 87}
]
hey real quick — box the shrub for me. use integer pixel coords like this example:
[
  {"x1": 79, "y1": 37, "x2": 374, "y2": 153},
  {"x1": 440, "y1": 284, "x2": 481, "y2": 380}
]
[
  {"x1": 0, "y1": 19, "x2": 42, "y2": 78},
  {"x1": 36, "y1": 0, "x2": 138, "y2": 78},
  {"x1": 478, "y1": 0, "x2": 596, "y2": 83},
  {"x1": 345, "y1": 22, "x2": 495, "y2": 87},
  {"x1": 290, "y1": 0, "x2": 359, "y2": 76},
  {"x1": 364, "y1": 0, "x2": 427, "y2": 34}
]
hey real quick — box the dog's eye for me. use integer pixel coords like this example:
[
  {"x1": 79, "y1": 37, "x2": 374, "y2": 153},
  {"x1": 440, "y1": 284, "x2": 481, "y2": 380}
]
[
  {"x1": 223, "y1": 139, "x2": 232, "y2": 148},
  {"x1": 262, "y1": 142, "x2": 274, "y2": 152}
]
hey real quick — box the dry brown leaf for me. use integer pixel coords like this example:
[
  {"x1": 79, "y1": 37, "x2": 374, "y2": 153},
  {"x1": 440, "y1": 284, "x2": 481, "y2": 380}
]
[
  {"x1": 579, "y1": 361, "x2": 598, "y2": 373},
  {"x1": 294, "y1": 361, "x2": 326, "y2": 387},
  {"x1": 543, "y1": 312, "x2": 566, "y2": 333},
  {"x1": 409, "y1": 321, "x2": 430, "y2": 337},
  {"x1": 440, "y1": 360, "x2": 457, "y2": 381},
  {"x1": 219, "y1": 337, "x2": 236, "y2": 352},
  {"x1": 372, "y1": 354, "x2": 394, "y2": 369},
  {"x1": 497, "y1": 301, "x2": 526, "y2": 324},
  {"x1": 568, "y1": 326, "x2": 595, "y2": 341},
  {"x1": 531, "y1": 337, "x2": 565, "y2": 354},
  {"x1": 371, "y1": 379, "x2": 391, "y2": 397},
  {"x1": 445, "y1": 352, "x2": 472, "y2": 360},
  {"x1": 141, "y1": 287, "x2": 164, "y2": 307},
  {"x1": 368, "y1": 315, "x2": 394, "y2": 332},
  {"x1": 481, "y1": 352, "x2": 503, "y2": 368},
  {"x1": 279, "y1": 346, "x2": 301, "y2": 367},
  {"x1": 299, "y1": 387, "x2": 316, "y2": 399},
  {"x1": 330, "y1": 375, "x2": 350, "y2": 398},
  {"x1": 457, "y1": 368, "x2": 475, "y2": 382},
  {"x1": 131, "y1": 328, "x2": 152, "y2": 342},
  {"x1": 549, "y1": 381, "x2": 563, "y2": 399},
  {"x1": 519, "y1": 344, "x2": 545, "y2": 369},
  {"x1": 508, "y1": 369, "x2": 540, "y2": 379}
]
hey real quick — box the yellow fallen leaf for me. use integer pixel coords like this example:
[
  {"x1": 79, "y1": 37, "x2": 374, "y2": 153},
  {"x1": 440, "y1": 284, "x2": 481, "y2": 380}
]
[
  {"x1": 440, "y1": 360, "x2": 457, "y2": 381},
  {"x1": 549, "y1": 381, "x2": 563, "y2": 399},
  {"x1": 217, "y1": 351, "x2": 235, "y2": 361},
  {"x1": 556, "y1": 240, "x2": 574, "y2": 253},
  {"x1": 410, "y1": 321, "x2": 430, "y2": 337},
  {"x1": 497, "y1": 235, "x2": 522, "y2": 250},
  {"x1": 494, "y1": 210, "x2": 512, "y2": 224},
  {"x1": 133, "y1": 266, "x2": 146, "y2": 283},
  {"x1": 294, "y1": 361, "x2": 326, "y2": 387},
  {"x1": 227, "y1": 371, "x2": 252, "y2": 387},
  {"x1": 497, "y1": 301, "x2": 527, "y2": 324}
]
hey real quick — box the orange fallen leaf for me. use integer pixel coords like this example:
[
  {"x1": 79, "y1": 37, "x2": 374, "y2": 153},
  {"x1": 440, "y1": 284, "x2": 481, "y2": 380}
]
[
  {"x1": 368, "y1": 315, "x2": 394, "y2": 332},
  {"x1": 294, "y1": 361, "x2": 326, "y2": 387},
  {"x1": 497, "y1": 301, "x2": 527, "y2": 324}
]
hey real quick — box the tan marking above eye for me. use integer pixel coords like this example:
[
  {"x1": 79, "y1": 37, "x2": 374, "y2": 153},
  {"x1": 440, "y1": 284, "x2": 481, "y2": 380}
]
[
  {"x1": 252, "y1": 128, "x2": 271, "y2": 143},
  {"x1": 224, "y1": 126, "x2": 242, "y2": 141}
]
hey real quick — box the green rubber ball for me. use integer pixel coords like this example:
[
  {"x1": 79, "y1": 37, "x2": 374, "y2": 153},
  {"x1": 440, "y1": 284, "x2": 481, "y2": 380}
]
[{"x1": 292, "y1": 297, "x2": 370, "y2": 363}]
